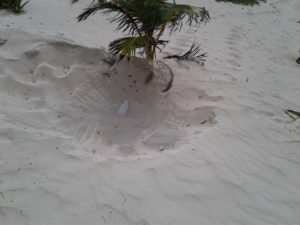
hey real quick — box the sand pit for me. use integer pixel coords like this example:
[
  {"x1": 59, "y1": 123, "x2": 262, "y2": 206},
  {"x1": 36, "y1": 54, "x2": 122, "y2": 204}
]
[{"x1": 0, "y1": 29, "x2": 218, "y2": 157}]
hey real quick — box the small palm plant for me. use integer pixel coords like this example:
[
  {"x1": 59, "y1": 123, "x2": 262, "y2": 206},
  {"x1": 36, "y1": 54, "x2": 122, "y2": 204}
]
[
  {"x1": 77, "y1": 0, "x2": 209, "y2": 90},
  {"x1": 0, "y1": 0, "x2": 29, "y2": 14}
]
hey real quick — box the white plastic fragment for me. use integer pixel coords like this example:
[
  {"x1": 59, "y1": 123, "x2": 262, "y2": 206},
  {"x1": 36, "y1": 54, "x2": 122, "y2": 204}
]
[{"x1": 117, "y1": 100, "x2": 129, "y2": 117}]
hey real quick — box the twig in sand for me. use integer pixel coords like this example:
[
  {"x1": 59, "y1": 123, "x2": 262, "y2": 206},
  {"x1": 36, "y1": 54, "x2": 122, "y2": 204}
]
[
  {"x1": 0, "y1": 39, "x2": 7, "y2": 47},
  {"x1": 0, "y1": 192, "x2": 5, "y2": 199},
  {"x1": 200, "y1": 120, "x2": 208, "y2": 125},
  {"x1": 157, "y1": 61, "x2": 174, "y2": 92},
  {"x1": 119, "y1": 189, "x2": 127, "y2": 206},
  {"x1": 101, "y1": 215, "x2": 106, "y2": 223}
]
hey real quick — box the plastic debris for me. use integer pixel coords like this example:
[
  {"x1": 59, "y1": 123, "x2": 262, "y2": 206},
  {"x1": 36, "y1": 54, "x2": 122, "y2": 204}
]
[{"x1": 117, "y1": 100, "x2": 129, "y2": 117}]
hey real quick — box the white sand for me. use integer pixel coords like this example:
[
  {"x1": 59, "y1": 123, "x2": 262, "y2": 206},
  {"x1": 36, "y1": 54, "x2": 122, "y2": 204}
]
[{"x1": 0, "y1": 0, "x2": 300, "y2": 224}]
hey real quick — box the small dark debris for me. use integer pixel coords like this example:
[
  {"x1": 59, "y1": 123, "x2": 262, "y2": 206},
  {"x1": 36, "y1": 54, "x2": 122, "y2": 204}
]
[
  {"x1": 145, "y1": 71, "x2": 154, "y2": 84},
  {"x1": 296, "y1": 57, "x2": 300, "y2": 64},
  {"x1": 102, "y1": 72, "x2": 110, "y2": 77},
  {"x1": 56, "y1": 147, "x2": 59, "y2": 150},
  {"x1": 200, "y1": 120, "x2": 208, "y2": 125},
  {"x1": 0, "y1": 39, "x2": 7, "y2": 47},
  {"x1": 103, "y1": 57, "x2": 116, "y2": 66}
]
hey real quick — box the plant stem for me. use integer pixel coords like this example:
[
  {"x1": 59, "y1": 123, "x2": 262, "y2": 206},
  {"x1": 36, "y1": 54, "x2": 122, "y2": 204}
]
[{"x1": 149, "y1": 24, "x2": 167, "y2": 60}]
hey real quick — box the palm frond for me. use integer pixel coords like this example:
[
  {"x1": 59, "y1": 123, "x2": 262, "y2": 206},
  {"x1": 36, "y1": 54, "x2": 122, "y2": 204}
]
[
  {"x1": 109, "y1": 36, "x2": 168, "y2": 57},
  {"x1": 164, "y1": 3, "x2": 210, "y2": 33},
  {"x1": 0, "y1": 0, "x2": 29, "y2": 13},
  {"x1": 77, "y1": 1, "x2": 115, "y2": 21},
  {"x1": 157, "y1": 61, "x2": 174, "y2": 92},
  {"x1": 72, "y1": 0, "x2": 100, "y2": 3},
  {"x1": 109, "y1": 36, "x2": 147, "y2": 57},
  {"x1": 284, "y1": 110, "x2": 300, "y2": 121},
  {"x1": 164, "y1": 42, "x2": 207, "y2": 63},
  {"x1": 215, "y1": 0, "x2": 266, "y2": 6},
  {"x1": 78, "y1": 1, "x2": 142, "y2": 36},
  {"x1": 130, "y1": 0, "x2": 165, "y2": 34}
]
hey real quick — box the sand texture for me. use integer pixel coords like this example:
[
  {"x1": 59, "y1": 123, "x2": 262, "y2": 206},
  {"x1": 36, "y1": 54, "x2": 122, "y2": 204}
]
[{"x1": 0, "y1": 0, "x2": 300, "y2": 224}]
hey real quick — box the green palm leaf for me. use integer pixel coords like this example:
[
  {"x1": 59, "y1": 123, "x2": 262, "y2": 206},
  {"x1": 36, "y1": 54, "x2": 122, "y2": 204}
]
[
  {"x1": 163, "y1": 3, "x2": 210, "y2": 33},
  {"x1": 109, "y1": 36, "x2": 168, "y2": 58},
  {"x1": 285, "y1": 110, "x2": 300, "y2": 121},
  {"x1": 109, "y1": 36, "x2": 147, "y2": 57},
  {"x1": 0, "y1": 0, "x2": 29, "y2": 13},
  {"x1": 78, "y1": 0, "x2": 142, "y2": 36}
]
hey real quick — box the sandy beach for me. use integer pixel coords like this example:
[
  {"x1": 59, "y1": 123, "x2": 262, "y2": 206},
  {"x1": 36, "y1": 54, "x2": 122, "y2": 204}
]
[{"x1": 0, "y1": 0, "x2": 300, "y2": 224}]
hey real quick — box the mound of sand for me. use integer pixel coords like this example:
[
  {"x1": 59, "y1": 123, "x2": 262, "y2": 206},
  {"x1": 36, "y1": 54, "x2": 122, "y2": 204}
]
[{"x1": 0, "y1": 29, "x2": 219, "y2": 157}]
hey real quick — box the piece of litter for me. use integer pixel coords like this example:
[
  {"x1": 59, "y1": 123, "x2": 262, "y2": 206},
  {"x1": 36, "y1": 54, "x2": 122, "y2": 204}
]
[
  {"x1": 159, "y1": 145, "x2": 164, "y2": 151},
  {"x1": 117, "y1": 100, "x2": 129, "y2": 117}
]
